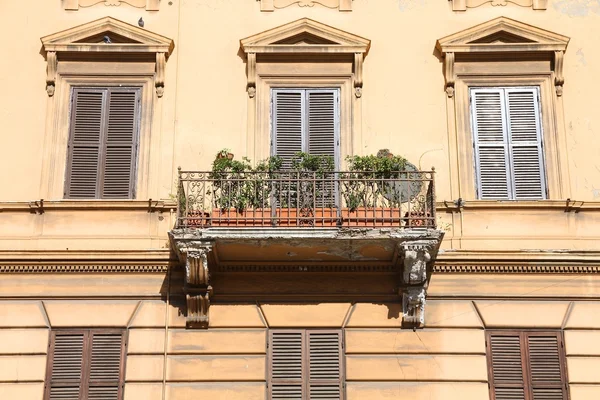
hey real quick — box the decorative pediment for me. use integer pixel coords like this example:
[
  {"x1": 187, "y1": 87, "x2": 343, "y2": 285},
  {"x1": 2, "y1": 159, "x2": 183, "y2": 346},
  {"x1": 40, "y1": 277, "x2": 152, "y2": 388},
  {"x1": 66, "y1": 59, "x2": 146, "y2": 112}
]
[
  {"x1": 436, "y1": 17, "x2": 569, "y2": 53},
  {"x1": 241, "y1": 18, "x2": 370, "y2": 98},
  {"x1": 41, "y1": 17, "x2": 174, "y2": 97},
  {"x1": 436, "y1": 17, "x2": 569, "y2": 97},
  {"x1": 240, "y1": 18, "x2": 370, "y2": 54},
  {"x1": 450, "y1": 0, "x2": 547, "y2": 11},
  {"x1": 41, "y1": 17, "x2": 174, "y2": 54}
]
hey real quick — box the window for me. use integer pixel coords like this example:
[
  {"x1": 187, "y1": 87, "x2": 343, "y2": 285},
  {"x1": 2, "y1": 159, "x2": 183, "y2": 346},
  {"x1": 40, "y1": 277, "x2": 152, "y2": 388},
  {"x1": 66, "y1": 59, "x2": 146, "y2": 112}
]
[
  {"x1": 470, "y1": 87, "x2": 546, "y2": 200},
  {"x1": 486, "y1": 331, "x2": 568, "y2": 400},
  {"x1": 269, "y1": 330, "x2": 344, "y2": 400},
  {"x1": 65, "y1": 87, "x2": 141, "y2": 199},
  {"x1": 44, "y1": 329, "x2": 127, "y2": 400},
  {"x1": 271, "y1": 88, "x2": 340, "y2": 168}
]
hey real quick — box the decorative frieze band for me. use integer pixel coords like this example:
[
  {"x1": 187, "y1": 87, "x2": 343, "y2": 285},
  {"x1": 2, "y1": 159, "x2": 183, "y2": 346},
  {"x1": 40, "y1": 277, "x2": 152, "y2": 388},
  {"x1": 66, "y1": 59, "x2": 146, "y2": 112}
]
[
  {"x1": 450, "y1": 0, "x2": 547, "y2": 11},
  {"x1": 63, "y1": 0, "x2": 160, "y2": 11},
  {"x1": 434, "y1": 264, "x2": 600, "y2": 274},
  {"x1": 259, "y1": 0, "x2": 352, "y2": 11},
  {"x1": 0, "y1": 263, "x2": 169, "y2": 273}
]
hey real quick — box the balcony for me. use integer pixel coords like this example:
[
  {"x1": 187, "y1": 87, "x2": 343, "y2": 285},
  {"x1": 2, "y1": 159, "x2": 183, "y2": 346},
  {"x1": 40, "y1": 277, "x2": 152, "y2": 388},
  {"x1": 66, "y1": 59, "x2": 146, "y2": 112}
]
[{"x1": 169, "y1": 168, "x2": 444, "y2": 328}]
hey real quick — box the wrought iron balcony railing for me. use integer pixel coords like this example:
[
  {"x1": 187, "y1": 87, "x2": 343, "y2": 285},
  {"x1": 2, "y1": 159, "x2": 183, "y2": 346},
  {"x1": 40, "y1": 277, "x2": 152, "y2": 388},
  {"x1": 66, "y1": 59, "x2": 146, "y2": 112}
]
[{"x1": 175, "y1": 169, "x2": 436, "y2": 229}]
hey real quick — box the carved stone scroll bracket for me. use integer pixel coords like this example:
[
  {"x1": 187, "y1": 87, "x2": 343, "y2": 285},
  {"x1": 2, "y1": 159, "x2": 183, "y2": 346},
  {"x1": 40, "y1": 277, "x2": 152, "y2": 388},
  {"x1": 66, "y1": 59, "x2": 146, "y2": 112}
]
[
  {"x1": 247, "y1": 53, "x2": 257, "y2": 98},
  {"x1": 399, "y1": 241, "x2": 436, "y2": 329},
  {"x1": 354, "y1": 52, "x2": 363, "y2": 98},
  {"x1": 177, "y1": 242, "x2": 214, "y2": 329},
  {"x1": 156, "y1": 52, "x2": 166, "y2": 98},
  {"x1": 444, "y1": 52, "x2": 455, "y2": 98},
  {"x1": 554, "y1": 50, "x2": 565, "y2": 97},
  {"x1": 46, "y1": 51, "x2": 58, "y2": 97}
]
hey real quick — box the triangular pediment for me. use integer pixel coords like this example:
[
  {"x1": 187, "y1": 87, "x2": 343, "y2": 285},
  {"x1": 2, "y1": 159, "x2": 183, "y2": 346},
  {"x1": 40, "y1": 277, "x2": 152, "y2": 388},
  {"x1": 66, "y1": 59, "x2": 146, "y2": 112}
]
[
  {"x1": 436, "y1": 17, "x2": 569, "y2": 53},
  {"x1": 42, "y1": 17, "x2": 174, "y2": 55},
  {"x1": 241, "y1": 18, "x2": 370, "y2": 54}
]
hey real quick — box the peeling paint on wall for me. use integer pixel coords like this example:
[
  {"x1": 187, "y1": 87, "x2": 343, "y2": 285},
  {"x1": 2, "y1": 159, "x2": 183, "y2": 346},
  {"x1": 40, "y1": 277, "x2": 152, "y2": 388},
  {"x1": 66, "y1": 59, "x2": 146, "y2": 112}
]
[
  {"x1": 554, "y1": 0, "x2": 600, "y2": 17},
  {"x1": 398, "y1": 0, "x2": 425, "y2": 11},
  {"x1": 576, "y1": 48, "x2": 587, "y2": 65}
]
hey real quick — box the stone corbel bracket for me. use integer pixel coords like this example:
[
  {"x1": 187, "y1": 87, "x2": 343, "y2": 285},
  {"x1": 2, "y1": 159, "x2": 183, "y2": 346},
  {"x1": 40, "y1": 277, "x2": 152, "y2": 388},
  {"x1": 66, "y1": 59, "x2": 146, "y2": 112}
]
[
  {"x1": 399, "y1": 240, "x2": 438, "y2": 329},
  {"x1": 443, "y1": 52, "x2": 455, "y2": 98},
  {"x1": 176, "y1": 241, "x2": 214, "y2": 329}
]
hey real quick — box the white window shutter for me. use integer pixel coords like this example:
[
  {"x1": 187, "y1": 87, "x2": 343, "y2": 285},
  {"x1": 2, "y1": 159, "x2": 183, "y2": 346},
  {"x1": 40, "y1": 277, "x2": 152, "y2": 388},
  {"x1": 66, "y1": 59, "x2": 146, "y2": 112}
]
[
  {"x1": 471, "y1": 88, "x2": 511, "y2": 199},
  {"x1": 272, "y1": 89, "x2": 304, "y2": 169},
  {"x1": 505, "y1": 88, "x2": 546, "y2": 199},
  {"x1": 307, "y1": 89, "x2": 339, "y2": 164}
]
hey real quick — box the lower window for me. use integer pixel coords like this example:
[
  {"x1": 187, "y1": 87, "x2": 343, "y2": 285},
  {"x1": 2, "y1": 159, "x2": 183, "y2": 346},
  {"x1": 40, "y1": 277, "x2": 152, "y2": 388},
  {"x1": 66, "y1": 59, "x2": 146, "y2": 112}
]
[
  {"x1": 486, "y1": 330, "x2": 568, "y2": 400},
  {"x1": 269, "y1": 329, "x2": 344, "y2": 399},
  {"x1": 44, "y1": 329, "x2": 127, "y2": 400}
]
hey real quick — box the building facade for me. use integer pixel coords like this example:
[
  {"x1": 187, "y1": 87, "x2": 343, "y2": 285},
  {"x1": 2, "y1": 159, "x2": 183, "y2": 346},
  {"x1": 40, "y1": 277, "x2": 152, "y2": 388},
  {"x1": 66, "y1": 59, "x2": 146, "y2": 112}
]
[{"x1": 1, "y1": 0, "x2": 600, "y2": 399}]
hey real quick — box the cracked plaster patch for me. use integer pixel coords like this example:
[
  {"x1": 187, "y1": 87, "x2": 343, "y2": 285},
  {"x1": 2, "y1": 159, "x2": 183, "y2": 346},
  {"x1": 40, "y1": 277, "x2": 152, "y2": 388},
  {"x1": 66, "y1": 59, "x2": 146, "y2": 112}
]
[{"x1": 554, "y1": 0, "x2": 600, "y2": 16}]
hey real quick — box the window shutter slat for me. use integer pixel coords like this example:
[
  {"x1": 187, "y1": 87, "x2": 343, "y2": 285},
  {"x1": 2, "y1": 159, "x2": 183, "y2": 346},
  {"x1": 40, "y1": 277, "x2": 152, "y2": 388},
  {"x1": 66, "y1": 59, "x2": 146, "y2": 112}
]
[
  {"x1": 488, "y1": 333, "x2": 526, "y2": 400},
  {"x1": 506, "y1": 89, "x2": 546, "y2": 199},
  {"x1": 102, "y1": 89, "x2": 140, "y2": 199},
  {"x1": 526, "y1": 333, "x2": 565, "y2": 400},
  {"x1": 87, "y1": 331, "x2": 123, "y2": 400},
  {"x1": 273, "y1": 90, "x2": 304, "y2": 169},
  {"x1": 471, "y1": 89, "x2": 511, "y2": 200},
  {"x1": 66, "y1": 90, "x2": 105, "y2": 198},
  {"x1": 308, "y1": 331, "x2": 342, "y2": 400},
  {"x1": 307, "y1": 90, "x2": 337, "y2": 159},
  {"x1": 48, "y1": 332, "x2": 85, "y2": 400},
  {"x1": 270, "y1": 331, "x2": 304, "y2": 399}
]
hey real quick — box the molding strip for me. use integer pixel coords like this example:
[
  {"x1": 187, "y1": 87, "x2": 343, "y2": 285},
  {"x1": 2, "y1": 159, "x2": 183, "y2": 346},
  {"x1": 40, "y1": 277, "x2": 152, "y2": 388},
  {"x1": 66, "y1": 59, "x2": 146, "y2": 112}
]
[
  {"x1": 434, "y1": 264, "x2": 600, "y2": 274},
  {"x1": 0, "y1": 263, "x2": 169, "y2": 273}
]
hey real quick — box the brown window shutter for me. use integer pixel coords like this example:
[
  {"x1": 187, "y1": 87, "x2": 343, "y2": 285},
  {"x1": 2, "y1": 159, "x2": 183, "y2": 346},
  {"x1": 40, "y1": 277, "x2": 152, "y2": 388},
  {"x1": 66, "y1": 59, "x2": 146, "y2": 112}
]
[
  {"x1": 269, "y1": 330, "x2": 305, "y2": 399},
  {"x1": 65, "y1": 87, "x2": 141, "y2": 199},
  {"x1": 45, "y1": 330, "x2": 126, "y2": 400},
  {"x1": 307, "y1": 330, "x2": 343, "y2": 399},
  {"x1": 65, "y1": 89, "x2": 106, "y2": 199},
  {"x1": 46, "y1": 331, "x2": 86, "y2": 400},
  {"x1": 101, "y1": 89, "x2": 141, "y2": 199},
  {"x1": 86, "y1": 331, "x2": 126, "y2": 400},
  {"x1": 525, "y1": 332, "x2": 568, "y2": 400},
  {"x1": 487, "y1": 331, "x2": 569, "y2": 400}
]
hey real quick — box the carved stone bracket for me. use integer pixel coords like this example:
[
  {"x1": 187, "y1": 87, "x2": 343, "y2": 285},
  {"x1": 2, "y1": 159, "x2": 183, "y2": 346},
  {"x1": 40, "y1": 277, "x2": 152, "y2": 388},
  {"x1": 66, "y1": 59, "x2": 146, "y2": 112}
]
[
  {"x1": 63, "y1": 0, "x2": 160, "y2": 11},
  {"x1": 177, "y1": 242, "x2": 214, "y2": 329},
  {"x1": 247, "y1": 53, "x2": 257, "y2": 98},
  {"x1": 554, "y1": 50, "x2": 565, "y2": 96},
  {"x1": 450, "y1": 0, "x2": 547, "y2": 11},
  {"x1": 354, "y1": 53, "x2": 363, "y2": 98},
  {"x1": 46, "y1": 51, "x2": 58, "y2": 97},
  {"x1": 260, "y1": 0, "x2": 352, "y2": 11},
  {"x1": 443, "y1": 52, "x2": 455, "y2": 98},
  {"x1": 399, "y1": 241, "x2": 436, "y2": 329},
  {"x1": 156, "y1": 52, "x2": 166, "y2": 98}
]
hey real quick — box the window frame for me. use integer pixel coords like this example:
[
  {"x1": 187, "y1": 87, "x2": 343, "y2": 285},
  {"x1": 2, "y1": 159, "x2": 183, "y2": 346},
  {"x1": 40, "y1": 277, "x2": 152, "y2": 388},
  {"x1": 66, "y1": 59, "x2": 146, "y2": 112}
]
[
  {"x1": 44, "y1": 328, "x2": 128, "y2": 400},
  {"x1": 469, "y1": 86, "x2": 548, "y2": 200},
  {"x1": 485, "y1": 329, "x2": 569, "y2": 400},
  {"x1": 64, "y1": 86, "x2": 143, "y2": 200},
  {"x1": 268, "y1": 329, "x2": 345, "y2": 400},
  {"x1": 454, "y1": 75, "x2": 565, "y2": 200}
]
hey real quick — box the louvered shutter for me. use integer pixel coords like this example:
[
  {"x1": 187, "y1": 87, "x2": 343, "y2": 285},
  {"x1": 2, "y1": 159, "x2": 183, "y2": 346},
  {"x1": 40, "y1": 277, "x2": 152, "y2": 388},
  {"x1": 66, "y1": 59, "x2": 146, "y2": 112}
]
[
  {"x1": 46, "y1": 331, "x2": 85, "y2": 400},
  {"x1": 65, "y1": 87, "x2": 140, "y2": 199},
  {"x1": 306, "y1": 90, "x2": 338, "y2": 162},
  {"x1": 272, "y1": 90, "x2": 304, "y2": 169},
  {"x1": 526, "y1": 332, "x2": 567, "y2": 400},
  {"x1": 87, "y1": 331, "x2": 125, "y2": 400},
  {"x1": 488, "y1": 332, "x2": 526, "y2": 400},
  {"x1": 269, "y1": 331, "x2": 304, "y2": 399},
  {"x1": 505, "y1": 88, "x2": 546, "y2": 199},
  {"x1": 102, "y1": 89, "x2": 140, "y2": 199},
  {"x1": 487, "y1": 331, "x2": 568, "y2": 400},
  {"x1": 307, "y1": 331, "x2": 343, "y2": 400},
  {"x1": 471, "y1": 87, "x2": 546, "y2": 200},
  {"x1": 471, "y1": 88, "x2": 511, "y2": 199},
  {"x1": 66, "y1": 89, "x2": 105, "y2": 198}
]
